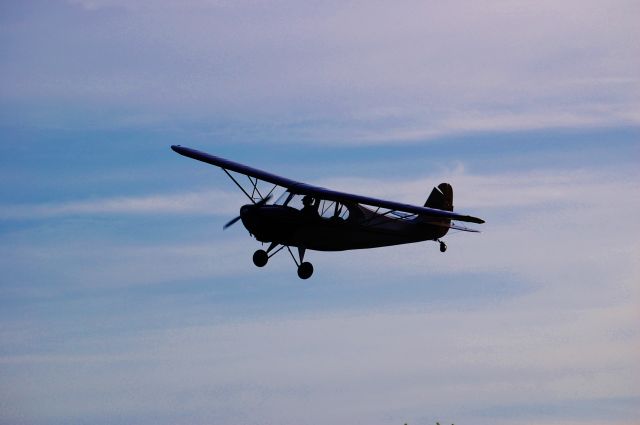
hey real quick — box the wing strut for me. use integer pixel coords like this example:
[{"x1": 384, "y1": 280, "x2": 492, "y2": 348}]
[
  {"x1": 223, "y1": 169, "x2": 257, "y2": 204},
  {"x1": 221, "y1": 169, "x2": 278, "y2": 204}
]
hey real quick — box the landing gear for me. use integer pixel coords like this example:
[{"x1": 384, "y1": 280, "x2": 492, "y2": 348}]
[
  {"x1": 292, "y1": 247, "x2": 314, "y2": 280},
  {"x1": 253, "y1": 249, "x2": 268, "y2": 267},
  {"x1": 439, "y1": 241, "x2": 447, "y2": 253},
  {"x1": 436, "y1": 239, "x2": 447, "y2": 253},
  {"x1": 251, "y1": 243, "x2": 315, "y2": 279},
  {"x1": 297, "y1": 262, "x2": 314, "y2": 279}
]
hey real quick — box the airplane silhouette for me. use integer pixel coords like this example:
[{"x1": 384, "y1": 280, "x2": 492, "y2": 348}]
[{"x1": 172, "y1": 145, "x2": 484, "y2": 279}]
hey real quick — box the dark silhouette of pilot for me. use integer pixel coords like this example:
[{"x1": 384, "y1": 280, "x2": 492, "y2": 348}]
[
  {"x1": 329, "y1": 204, "x2": 345, "y2": 222},
  {"x1": 302, "y1": 195, "x2": 319, "y2": 217}
]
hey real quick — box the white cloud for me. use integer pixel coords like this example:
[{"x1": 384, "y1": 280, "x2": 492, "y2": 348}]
[
  {"x1": 317, "y1": 165, "x2": 640, "y2": 210},
  {"x1": 3, "y1": 165, "x2": 638, "y2": 290},
  {"x1": 1, "y1": 164, "x2": 639, "y2": 424},
  {"x1": 0, "y1": 189, "x2": 244, "y2": 220},
  {"x1": 2, "y1": 302, "x2": 638, "y2": 425},
  {"x1": 1, "y1": 3, "x2": 639, "y2": 421},
  {"x1": 5, "y1": 164, "x2": 636, "y2": 220},
  {"x1": 322, "y1": 166, "x2": 640, "y2": 281},
  {"x1": 0, "y1": 239, "x2": 253, "y2": 289},
  {"x1": 2, "y1": 0, "x2": 638, "y2": 142}
]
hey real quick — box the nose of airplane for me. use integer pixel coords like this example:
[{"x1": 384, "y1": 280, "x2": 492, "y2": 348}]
[{"x1": 240, "y1": 204, "x2": 257, "y2": 229}]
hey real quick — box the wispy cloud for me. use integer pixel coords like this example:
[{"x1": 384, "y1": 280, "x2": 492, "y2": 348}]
[
  {"x1": 2, "y1": 0, "x2": 638, "y2": 143},
  {"x1": 0, "y1": 189, "x2": 244, "y2": 220},
  {"x1": 3, "y1": 165, "x2": 638, "y2": 294},
  {"x1": 2, "y1": 301, "x2": 638, "y2": 425},
  {"x1": 5, "y1": 165, "x2": 637, "y2": 220},
  {"x1": 1, "y1": 164, "x2": 638, "y2": 425},
  {"x1": 318, "y1": 165, "x2": 640, "y2": 210},
  {"x1": 1, "y1": 2, "x2": 639, "y2": 424}
]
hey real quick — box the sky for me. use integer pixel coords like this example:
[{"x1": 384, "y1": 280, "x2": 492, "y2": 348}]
[{"x1": 1, "y1": 1, "x2": 639, "y2": 424}]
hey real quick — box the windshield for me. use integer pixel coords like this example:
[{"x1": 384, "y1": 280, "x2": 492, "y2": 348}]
[{"x1": 274, "y1": 190, "x2": 291, "y2": 205}]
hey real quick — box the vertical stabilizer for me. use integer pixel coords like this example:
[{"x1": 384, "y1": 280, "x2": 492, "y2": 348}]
[{"x1": 424, "y1": 183, "x2": 454, "y2": 211}]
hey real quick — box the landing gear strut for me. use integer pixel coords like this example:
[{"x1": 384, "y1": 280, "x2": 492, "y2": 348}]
[
  {"x1": 252, "y1": 242, "x2": 283, "y2": 268},
  {"x1": 438, "y1": 239, "x2": 447, "y2": 253},
  {"x1": 292, "y1": 246, "x2": 313, "y2": 279},
  {"x1": 251, "y1": 243, "x2": 314, "y2": 279}
]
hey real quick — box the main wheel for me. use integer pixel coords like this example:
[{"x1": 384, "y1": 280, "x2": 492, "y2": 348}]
[
  {"x1": 253, "y1": 249, "x2": 268, "y2": 267},
  {"x1": 439, "y1": 241, "x2": 447, "y2": 253},
  {"x1": 297, "y1": 262, "x2": 314, "y2": 279}
]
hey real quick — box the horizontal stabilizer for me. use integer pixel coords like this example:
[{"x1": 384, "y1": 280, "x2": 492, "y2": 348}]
[{"x1": 420, "y1": 220, "x2": 481, "y2": 233}]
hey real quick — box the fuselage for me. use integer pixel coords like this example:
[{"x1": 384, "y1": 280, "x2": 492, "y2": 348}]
[{"x1": 240, "y1": 203, "x2": 449, "y2": 251}]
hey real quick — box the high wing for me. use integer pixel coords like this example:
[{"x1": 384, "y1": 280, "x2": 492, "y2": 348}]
[{"x1": 171, "y1": 145, "x2": 485, "y2": 225}]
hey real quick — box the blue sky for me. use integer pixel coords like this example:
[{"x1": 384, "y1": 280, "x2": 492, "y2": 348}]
[{"x1": 1, "y1": 1, "x2": 639, "y2": 424}]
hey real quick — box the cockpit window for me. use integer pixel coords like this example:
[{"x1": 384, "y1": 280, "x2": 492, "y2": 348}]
[
  {"x1": 274, "y1": 191, "x2": 349, "y2": 220},
  {"x1": 275, "y1": 190, "x2": 293, "y2": 206},
  {"x1": 317, "y1": 199, "x2": 349, "y2": 220},
  {"x1": 275, "y1": 192, "x2": 305, "y2": 209}
]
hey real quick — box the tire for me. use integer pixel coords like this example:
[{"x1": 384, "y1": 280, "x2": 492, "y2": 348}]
[
  {"x1": 297, "y1": 262, "x2": 314, "y2": 279},
  {"x1": 253, "y1": 250, "x2": 268, "y2": 267}
]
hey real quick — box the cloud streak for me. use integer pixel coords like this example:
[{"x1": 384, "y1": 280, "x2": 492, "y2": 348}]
[
  {"x1": 1, "y1": 2, "x2": 639, "y2": 424},
  {"x1": 2, "y1": 300, "x2": 638, "y2": 425},
  {"x1": 0, "y1": 189, "x2": 244, "y2": 220},
  {"x1": 4, "y1": 164, "x2": 637, "y2": 220},
  {"x1": 1, "y1": 163, "x2": 638, "y2": 425},
  {"x1": 1, "y1": 0, "x2": 638, "y2": 143}
]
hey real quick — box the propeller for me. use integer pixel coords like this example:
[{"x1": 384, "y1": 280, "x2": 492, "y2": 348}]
[
  {"x1": 223, "y1": 195, "x2": 272, "y2": 230},
  {"x1": 223, "y1": 215, "x2": 242, "y2": 230}
]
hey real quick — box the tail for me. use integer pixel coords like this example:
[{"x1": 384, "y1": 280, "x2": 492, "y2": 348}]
[
  {"x1": 424, "y1": 183, "x2": 453, "y2": 211},
  {"x1": 419, "y1": 183, "x2": 454, "y2": 238}
]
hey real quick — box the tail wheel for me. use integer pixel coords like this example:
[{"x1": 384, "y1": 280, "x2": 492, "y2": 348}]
[
  {"x1": 253, "y1": 249, "x2": 268, "y2": 267},
  {"x1": 297, "y1": 262, "x2": 314, "y2": 279},
  {"x1": 439, "y1": 241, "x2": 447, "y2": 253}
]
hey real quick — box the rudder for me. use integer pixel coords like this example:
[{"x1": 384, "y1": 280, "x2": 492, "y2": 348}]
[{"x1": 424, "y1": 183, "x2": 453, "y2": 211}]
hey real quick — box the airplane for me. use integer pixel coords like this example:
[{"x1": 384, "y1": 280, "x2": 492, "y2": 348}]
[{"x1": 171, "y1": 145, "x2": 485, "y2": 279}]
